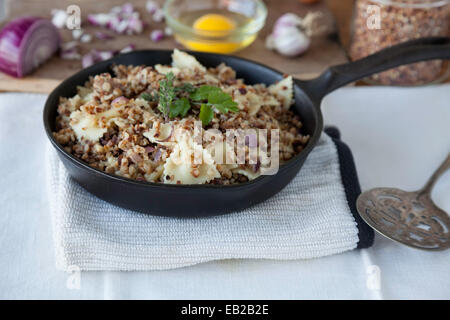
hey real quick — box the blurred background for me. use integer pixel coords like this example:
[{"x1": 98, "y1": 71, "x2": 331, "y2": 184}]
[{"x1": 0, "y1": 0, "x2": 447, "y2": 91}]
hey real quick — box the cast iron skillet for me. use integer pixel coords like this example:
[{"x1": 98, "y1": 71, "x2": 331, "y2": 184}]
[{"x1": 43, "y1": 37, "x2": 450, "y2": 217}]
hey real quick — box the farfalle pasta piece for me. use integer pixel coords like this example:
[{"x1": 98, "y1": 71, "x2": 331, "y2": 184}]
[{"x1": 268, "y1": 75, "x2": 294, "y2": 109}]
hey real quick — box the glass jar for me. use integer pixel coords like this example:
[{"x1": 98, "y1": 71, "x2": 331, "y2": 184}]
[{"x1": 349, "y1": 0, "x2": 450, "y2": 86}]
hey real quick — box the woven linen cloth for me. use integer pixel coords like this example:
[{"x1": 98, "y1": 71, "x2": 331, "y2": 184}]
[{"x1": 46, "y1": 132, "x2": 367, "y2": 271}]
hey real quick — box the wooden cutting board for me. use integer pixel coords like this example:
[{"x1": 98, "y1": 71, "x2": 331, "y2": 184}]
[{"x1": 0, "y1": 0, "x2": 354, "y2": 93}]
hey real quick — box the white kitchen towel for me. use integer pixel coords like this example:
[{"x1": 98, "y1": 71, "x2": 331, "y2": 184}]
[{"x1": 46, "y1": 132, "x2": 367, "y2": 271}]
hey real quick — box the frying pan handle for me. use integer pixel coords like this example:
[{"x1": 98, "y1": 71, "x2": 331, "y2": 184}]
[{"x1": 299, "y1": 37, "x2": 450, "y2": 103}]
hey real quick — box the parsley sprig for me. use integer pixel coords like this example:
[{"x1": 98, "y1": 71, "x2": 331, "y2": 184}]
[
  {"x1": 190, "y1": 85, "x2": 238, "y2": 126},
  {"x1": 141, "y1": 72, "x2": 238, "y2": 126}
]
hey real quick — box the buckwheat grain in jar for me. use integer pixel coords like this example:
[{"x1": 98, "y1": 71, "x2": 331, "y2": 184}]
[{"x1": 349, "y1": 0, "x2": 450, "y2": 85}]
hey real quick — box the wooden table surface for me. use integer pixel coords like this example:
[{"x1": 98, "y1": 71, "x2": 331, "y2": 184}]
[{"x1": 0, "y1": 0, "x2": 355, "y2": 93}]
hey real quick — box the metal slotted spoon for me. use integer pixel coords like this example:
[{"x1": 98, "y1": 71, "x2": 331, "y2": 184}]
[{"x1": 356, "y1": 154, "x2": 450, "y2": 251}]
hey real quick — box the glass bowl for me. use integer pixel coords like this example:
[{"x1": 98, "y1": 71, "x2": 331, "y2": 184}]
[{"x1": 163, "y1": 0, "x2": 267, "y2": 54}]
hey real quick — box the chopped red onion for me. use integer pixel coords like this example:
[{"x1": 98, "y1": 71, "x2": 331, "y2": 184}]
[
  {"x1": 72, "y1": 29, "x2": 84, "y2": 40},
  {"x1": 95, "y1": 31, "x2": 114, "y2": 40},
  {"x1": 81, "y1": 52, "x2": 95, "y2": 68},
  {"x1": 80, "y1": 33, "x2": 92, "y2": 43},
  {"x1": 129, "y1": 152, "x2": 143, "y2": 164},
  {"x1": 0, "y1": 17, "x2": 60, "y2": 77},
  {"x1": 87, "y1": 4, "x2": 144, "y2": 35},
  {"x1": 146, "y1": 1, "x2": 159, "y2": 14},
  {"x1": 121, "y1": 3, "x2": 134, "y2": 14},
  {"x1": 152, "y1": 9, "x2": 165, "y2": 22},
  {"x1": 87, "y1": 13, "x2": 110, "y2": 27},
  {"x1": 61, "y1": 41, "x2": 78, "y2": 51},
  {"x1": 119, "y1": 44, "x2": 136, "y2": 53},
  {"x1": 97, "y1": 50, "x2": 114, "y2": 61},
  {"x1": 51, "y1": 9, "x2": 68, "y2": 29},
  {"x1": 82, "y1": 49, "x2": 115, "y2": 68},
  {"x1": 112, "y1": 96, "x2": 129, "y2": 105},
  {"x1": 144, "y1": 146, "x2": 155, "y2": 153},
  {"x1": 153, "y1": 149, "x2": 162, "y2": 162},
  {"x1": 150, "y1": 29, "x2": 164, "y2": 42},
  {"x1": 164, "y1": 26, "x2": 173, "y2": 36},
  {"x1": 60, "y1": 50, "x2": 81, "y2": 60},
  {"x1": 60, "y1": 41, "x2": 80, "y2": 60}
]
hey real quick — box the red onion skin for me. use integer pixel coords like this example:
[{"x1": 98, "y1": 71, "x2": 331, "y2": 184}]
[
  {"x1": 144, "y1": 146, "x2": 155, "y2": 153},
  {"x1": 0, "y1": 17, "x2": 60, "y2": 77},
  {"x1": 81, "y1": 53, "x2": 95, "y2": 68},
  {"x1": 153, "y1": 149, "x2": 162, "y2": 162},
  {"x1": 119, "y1": 44, "x2": 136, "y2": 53},
  {"x1": 95, "y1": 31, "x2": 114, "y2": 40},
  {"x1": 150, "y1": 30, "x2": 164, "y2": 42},
  {"x1": 112, "y1": 96, "x2": 129, "y2": 105}
]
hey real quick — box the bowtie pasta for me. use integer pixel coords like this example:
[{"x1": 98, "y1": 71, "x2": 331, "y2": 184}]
[{"x1": 53, "y1": 50, "x2": 309, "y2": 185}]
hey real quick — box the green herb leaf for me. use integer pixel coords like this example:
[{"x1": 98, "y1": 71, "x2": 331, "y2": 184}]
[
  {"x1": 169, "y1": 97, "x2": 191, "y2": 118},
  {"x1": 174, "y1": 83, "x2": 195, "y2": 94},
  {"x1": 158, "y1": 72, "x2": 176, "y2": 118},
  {"x1": 141, "y1": 92, "x2": 158, "y2": 102},
  {"x1": 207, "y1": 91, "x2": 239, "y2": 113},
  {"x1": 199, "y1": 103, "x2": 213, "y2": 126},
  {"x1": 190, "y1": 85, "x2": 238, "y2": 115},
  {"x1": 190, "y1": 85, "x2": 221, "y2": 101}
]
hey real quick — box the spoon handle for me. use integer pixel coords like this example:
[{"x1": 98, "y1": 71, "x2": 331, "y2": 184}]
[{"x1": 420, "y1": 153, "x2": 450, "y2": 196}]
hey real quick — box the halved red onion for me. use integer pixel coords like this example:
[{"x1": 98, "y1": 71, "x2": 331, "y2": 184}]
[{"x1": 0, "y1": 17, "x2": 60, "y2": 77}]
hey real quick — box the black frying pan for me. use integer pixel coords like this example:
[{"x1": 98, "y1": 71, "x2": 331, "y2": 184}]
[{"x1": 43, "y1": 37, "x2": 450, "y2": 217}]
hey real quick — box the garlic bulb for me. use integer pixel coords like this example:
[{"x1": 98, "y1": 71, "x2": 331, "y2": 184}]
[
  {"x1": 273, "y1": 13, "x2": 303, "y2": 34},
  {"x1": 273, "y1": 27, "x2": 310, "y2": 57},
  {"x1": 266, "y1": 12, "x2": 328, "y2": 57}
]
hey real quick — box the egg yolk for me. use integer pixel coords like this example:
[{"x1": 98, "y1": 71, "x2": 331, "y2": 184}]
[
  {"x1": 178, "y1": 13, "x2": 252, "y2": 54},
  {"x1": 193, "y1": 14, "x2": 236, "y2": 33}
]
